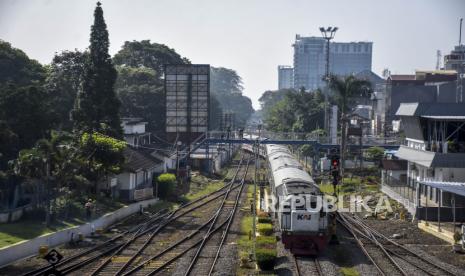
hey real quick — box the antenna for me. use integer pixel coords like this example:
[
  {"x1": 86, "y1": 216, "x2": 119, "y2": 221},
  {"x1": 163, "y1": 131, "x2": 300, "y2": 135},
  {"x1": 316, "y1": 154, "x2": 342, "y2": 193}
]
[
  {"x1": 436, "y1": 50, "x2": 442, "y2": 70},
  {"x1": 460, "y1": 18, "x2": 463, "y2": 45}
]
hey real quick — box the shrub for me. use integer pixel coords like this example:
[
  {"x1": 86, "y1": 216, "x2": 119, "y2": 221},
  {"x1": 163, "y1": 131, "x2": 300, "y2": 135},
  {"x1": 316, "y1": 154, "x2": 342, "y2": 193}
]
[
  {"x1": 258, "y1": 217, "x2": 272, "y2": 224},
  {"x1": 257, "y1": 210, "x2": 269, "y2": 218},
  {"x1": 256, "y1": 248, "x2": 277, "y2": 270},
  {"x1": 258, "y1": 223, "x2": 273, "y2": 236},
  {"x1": 257, "y1": 236, "x2": 276, "y2": 249},
  {"x1": 156, "y1": 173, "x2": 176, "y2": 199}
]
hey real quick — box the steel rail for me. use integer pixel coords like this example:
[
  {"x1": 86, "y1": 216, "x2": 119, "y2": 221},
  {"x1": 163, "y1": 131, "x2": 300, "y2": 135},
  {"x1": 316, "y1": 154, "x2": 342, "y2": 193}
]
[
  {"x1": 207, "y1": 160, "x2": 250, "y2": 275},
  {"x1": 293, "y1": 256, "x2": 323, "y2": 276},
  {"x1": 293, "y1": 255, "x2": 302, "y2": 276},
  {"x1": 110, "y1": 155, "x2": 246, "y2": 276},
  {"x1": 183, "y1": 157, "x2": 250, "y2": 276},
  {"x1": 340, "y1": 215, "x2": 439, "y2": 276},
  {"x1": 22, "y1": 208, "x2": 169, "y2": 276},
  {"x1": 27, "y1": 169, "x2": 243, "y2": 276},
  {"x1": 344, "y1": 213, "x2": 456, "y2": 276},
  {"x1": 339, "y1": 213, "x2": 407, "y2": 276},
  {"x1": 337, "y1": 215, "x2": 387, "y2": 276}
]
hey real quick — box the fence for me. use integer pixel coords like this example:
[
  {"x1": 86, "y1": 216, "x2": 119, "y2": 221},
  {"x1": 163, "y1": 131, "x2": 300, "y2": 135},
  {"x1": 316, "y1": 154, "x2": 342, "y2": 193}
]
[{"x1": 0, "y1": 198, "x2": 158, "y2": 268}]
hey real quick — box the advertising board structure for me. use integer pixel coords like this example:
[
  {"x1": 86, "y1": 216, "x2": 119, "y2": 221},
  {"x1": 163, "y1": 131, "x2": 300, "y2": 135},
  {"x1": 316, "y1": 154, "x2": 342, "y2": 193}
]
[{"x1": 165, "y1": 64, "x2": 210, "y2": 144}]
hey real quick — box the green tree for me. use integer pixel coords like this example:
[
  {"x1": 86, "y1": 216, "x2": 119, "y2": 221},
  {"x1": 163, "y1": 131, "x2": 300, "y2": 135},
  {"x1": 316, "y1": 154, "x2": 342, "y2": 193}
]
[
  {"x1": 72, "y1": 2, "x2": 122, "y2": 138},
  {"x1": 115, "y1": 66, "x2": 165, "y2": 133},
  {"x1": 45, "y1": 50, "x2": 88, "y2": 130},
  {"x1": 329, "y1": 75, "x2": 371, "y2": 181},
  {"x1": 210, "y1": 67, "x2": 254, "y2": 127},
  {"x1": 0, "y1": 40, "x2": 49, "y2": 171},
  {"x1": 113, "y1": 40, "x2": 189, "y2": 76},
  {"x1": 209, "y1": 94, "x2": 223, "y2": 130},
  {"x1": 14, "y1": 131, "x2": 83, "y2": 225},
  {"x1": 366, "y1": 146, "x2": 384, "y2": 166},
  {"x1": 0, "y1": 40, "x2": 46, "y2": 87},
  {"x1": 258, "y1": 89, "x2": 294, "y2": 113},
  {"x1": 262, "y1": 89, "x2": 325, "y2": 134},
  {"x1": 113, "y1": 40, "x2": 190, "y2": 134},
  {"x1": 0, "y1": 121, "x2": 19, "y2": 171},
  {"x1": 0, "y1": 85, "x2": 53, "y2": 155},
  {"x1": 79, "y1": 132, "x2": 126, "y2": 193},
  {"x1": 210, "y1": 67, "x2": 243, "y2": 95}
]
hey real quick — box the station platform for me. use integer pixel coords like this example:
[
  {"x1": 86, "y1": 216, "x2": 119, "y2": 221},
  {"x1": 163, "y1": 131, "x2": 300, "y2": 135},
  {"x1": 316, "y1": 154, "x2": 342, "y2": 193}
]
[{"x1": 418, "y1": 220, "x2": 462, "y2": 244}]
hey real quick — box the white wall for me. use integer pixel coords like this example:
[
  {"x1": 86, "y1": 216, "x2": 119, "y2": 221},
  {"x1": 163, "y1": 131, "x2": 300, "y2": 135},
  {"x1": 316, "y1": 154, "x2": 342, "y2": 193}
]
[
  {"x1": 0, "y1": 198, "x2": 158, "y2": 268},
  {"x1": 123, "y1": 123, "x2": 146, "y2": 134},
  {"x1": 116, "y1": 172, "x2": 131, "y2": 190}
]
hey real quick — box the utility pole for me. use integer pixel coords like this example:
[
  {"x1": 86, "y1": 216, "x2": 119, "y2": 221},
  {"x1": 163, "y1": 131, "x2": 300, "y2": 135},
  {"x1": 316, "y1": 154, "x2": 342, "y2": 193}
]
[
  {"x1": 252, "y1": 139, "x2": 258, "y2": 261},
  {"x1": 320, "y1": 26, "x2": 338, "y2": 138}
]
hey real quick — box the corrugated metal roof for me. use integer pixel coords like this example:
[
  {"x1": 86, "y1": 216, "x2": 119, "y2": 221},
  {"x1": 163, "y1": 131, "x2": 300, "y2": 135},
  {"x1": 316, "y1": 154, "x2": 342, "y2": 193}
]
[
  {"x1": 395, "y1": 146, "x2": 434, "y2": 167},
  {"x1": 420, "y1": 181, "x2": 465, "y2": 197},
  {"x1": 422, "y1": 116, "x2": 465, "y2": 120},
  {"x1": 395, "y1": 146, "x2": 465, "y2": 168},
  {"x1": 396, "y1": 103, "x2": 465, "y2": 117}
]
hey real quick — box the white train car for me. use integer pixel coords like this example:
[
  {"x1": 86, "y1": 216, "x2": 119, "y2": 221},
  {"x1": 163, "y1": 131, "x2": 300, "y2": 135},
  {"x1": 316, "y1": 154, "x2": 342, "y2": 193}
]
[{"x1": 266, "y1": 144, "x2": 329, "y2": 255}]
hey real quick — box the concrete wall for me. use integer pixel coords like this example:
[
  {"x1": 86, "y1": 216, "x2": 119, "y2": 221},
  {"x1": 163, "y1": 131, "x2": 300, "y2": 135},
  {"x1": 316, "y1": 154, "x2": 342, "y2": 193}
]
[
  {"x1": 116, "y1": 172, "x2": 131, "y2": 190},
  {"x1": 0, "y1": 198, "x2": 158, "y2": 268}
]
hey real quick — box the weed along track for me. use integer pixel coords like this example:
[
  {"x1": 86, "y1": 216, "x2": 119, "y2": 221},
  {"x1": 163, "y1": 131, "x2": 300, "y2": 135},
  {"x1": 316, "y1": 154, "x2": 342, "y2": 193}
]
[{"x1": 20, "y1": 154, "x2": 250, "y2": 276}]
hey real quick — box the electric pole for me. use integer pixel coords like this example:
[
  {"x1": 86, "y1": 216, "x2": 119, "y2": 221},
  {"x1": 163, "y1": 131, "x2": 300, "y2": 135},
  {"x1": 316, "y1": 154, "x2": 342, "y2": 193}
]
[{"x1": 320, "y1": 26, "x2": 338, "y2": 139}]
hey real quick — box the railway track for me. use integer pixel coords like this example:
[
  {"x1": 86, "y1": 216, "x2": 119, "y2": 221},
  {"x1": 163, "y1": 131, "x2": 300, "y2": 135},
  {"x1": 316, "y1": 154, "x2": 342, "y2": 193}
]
[
  {"x1": 23, "y1": 156, "x2": 247, "y2": 276},
  {"x1": 126, "y1": 155, "x2": 250, "y2": 276},
  {"x1": 338, "y1": 212, "x2": 457, "y2": 276},
  {"x1": 90, "y1": 155, "x2": 247, "y2": 276},
  {"x1": 293, "y1": 255, "x2": 322, "y2": 276}
]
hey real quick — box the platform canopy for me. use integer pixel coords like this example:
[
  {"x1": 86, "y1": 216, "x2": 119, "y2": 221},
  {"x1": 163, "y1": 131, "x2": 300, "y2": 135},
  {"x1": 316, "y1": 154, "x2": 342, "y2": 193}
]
[{"x1": 420, "y1": 180, "x2": 465, "y2": 197}]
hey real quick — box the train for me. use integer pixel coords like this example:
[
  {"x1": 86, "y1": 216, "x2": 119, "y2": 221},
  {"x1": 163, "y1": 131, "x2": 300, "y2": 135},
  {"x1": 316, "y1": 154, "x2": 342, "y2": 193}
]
[{"x1": 266, "y1": 144, "x2": 329, "y2": 255}]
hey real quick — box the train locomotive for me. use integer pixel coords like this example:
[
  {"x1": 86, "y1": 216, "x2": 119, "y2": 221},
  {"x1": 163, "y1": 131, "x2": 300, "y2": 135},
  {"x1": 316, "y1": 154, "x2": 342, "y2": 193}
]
[{"x1": 266, "y1": 144, "x2": 329, "y2": 255}]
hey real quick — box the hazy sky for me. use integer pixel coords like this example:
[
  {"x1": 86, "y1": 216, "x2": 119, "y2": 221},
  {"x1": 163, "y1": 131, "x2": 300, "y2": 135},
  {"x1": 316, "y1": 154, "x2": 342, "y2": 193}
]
[{"x1": 1, "y1": 0, "x2": 464, "y2": 109}]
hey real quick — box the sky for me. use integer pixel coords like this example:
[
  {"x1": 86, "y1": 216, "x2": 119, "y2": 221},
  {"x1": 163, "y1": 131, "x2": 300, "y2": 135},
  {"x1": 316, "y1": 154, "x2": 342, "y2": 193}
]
[{"x1": 1, "y1": 0, "x2": 464, "y2": 109}]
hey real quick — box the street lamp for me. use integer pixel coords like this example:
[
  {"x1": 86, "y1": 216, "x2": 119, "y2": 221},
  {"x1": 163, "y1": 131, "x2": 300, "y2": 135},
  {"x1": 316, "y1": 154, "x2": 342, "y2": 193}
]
[{"x1": 319, "y1": 26, "x2": 338, "y2": 138}]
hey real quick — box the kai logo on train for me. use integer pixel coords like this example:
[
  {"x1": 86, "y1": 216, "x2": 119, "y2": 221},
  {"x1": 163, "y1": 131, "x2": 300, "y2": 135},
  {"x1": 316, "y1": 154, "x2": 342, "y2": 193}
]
[{"x1": 297, "y1": 214, "x2": 311, "y2": 220}]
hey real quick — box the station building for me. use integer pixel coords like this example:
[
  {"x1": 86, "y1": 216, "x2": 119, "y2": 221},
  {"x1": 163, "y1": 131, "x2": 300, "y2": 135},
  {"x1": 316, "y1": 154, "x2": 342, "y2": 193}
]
[{"x1": 381, "y1": 102, "x2": 465, "y2": 240}]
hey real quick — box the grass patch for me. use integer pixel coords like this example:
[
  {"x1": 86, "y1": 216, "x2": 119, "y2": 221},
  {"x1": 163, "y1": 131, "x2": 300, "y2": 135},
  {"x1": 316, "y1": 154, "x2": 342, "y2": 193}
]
[
  {"x1": 0, "y1": 211, "x2": 82, "y2": 248},
  {"x1": 339, "y1": 267, "x2": 360, "y2": 276},
  {"x1": 0, "y1": 196, "x2": 128, "y2": 248},
  {"x1": 145, "y1": 200, "x2": 178, "y2": 214},
  {"x1": 238, "y1": 215, "x2": 253, "y2": 249},
  {"x1": 184, "y1": 178, "x2": 224, "y2": 201}
]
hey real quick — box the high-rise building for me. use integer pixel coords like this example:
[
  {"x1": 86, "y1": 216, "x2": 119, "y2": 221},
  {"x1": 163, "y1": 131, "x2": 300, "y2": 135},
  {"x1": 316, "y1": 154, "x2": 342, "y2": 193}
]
[
  {"x1": 278, "y1": 65, "x2": 294, "y2": 89},
  {"x1": 444, "y1": 45, "x2": 465, "y2": 74},
  {"x1": 292, "y1": 34, "x2": 373, "y2": 91}
]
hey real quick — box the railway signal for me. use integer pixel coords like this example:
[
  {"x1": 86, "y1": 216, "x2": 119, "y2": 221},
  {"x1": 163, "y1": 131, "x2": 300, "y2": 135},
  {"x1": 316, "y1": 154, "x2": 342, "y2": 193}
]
[{"x1": 330, "y1": 156, "x2": 340, "y2": 196}]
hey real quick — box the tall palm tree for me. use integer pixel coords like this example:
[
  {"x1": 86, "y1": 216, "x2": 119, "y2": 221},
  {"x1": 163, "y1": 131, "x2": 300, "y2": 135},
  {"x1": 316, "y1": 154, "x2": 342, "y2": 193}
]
[{"x1": 329, "y1": 75, "x2": 371, "y2": 184}]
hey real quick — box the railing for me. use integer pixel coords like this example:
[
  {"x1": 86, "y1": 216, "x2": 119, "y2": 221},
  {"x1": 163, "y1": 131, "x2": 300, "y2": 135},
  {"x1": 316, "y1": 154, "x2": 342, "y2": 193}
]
[{"x1": 206, "y1": 131, "x2": 401, "y2": 146}]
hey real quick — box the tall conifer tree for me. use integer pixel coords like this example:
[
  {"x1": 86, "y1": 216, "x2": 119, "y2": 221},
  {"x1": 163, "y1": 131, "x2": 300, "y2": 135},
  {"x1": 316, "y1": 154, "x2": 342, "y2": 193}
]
[{"x1": 73, "y1": 2, "x2": 122, "y2": 138}]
